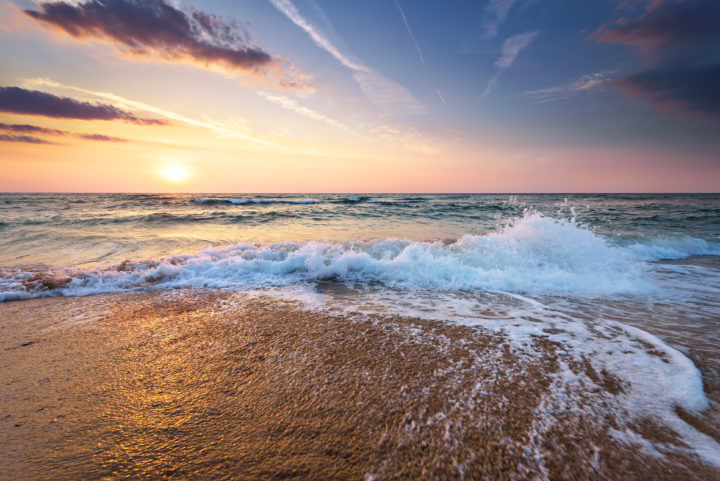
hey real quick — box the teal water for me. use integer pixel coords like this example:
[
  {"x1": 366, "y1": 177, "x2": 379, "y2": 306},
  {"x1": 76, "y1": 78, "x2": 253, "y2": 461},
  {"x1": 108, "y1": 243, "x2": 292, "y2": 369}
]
[{"x1": 1, "y1": 193, "x2": 718, "y2": 270}]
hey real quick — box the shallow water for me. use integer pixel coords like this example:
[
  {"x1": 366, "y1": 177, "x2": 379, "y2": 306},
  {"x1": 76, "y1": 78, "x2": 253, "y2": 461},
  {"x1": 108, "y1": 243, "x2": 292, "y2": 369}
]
[{"x1": 2, "y1": 292, "x2": 718, "y2": 481}]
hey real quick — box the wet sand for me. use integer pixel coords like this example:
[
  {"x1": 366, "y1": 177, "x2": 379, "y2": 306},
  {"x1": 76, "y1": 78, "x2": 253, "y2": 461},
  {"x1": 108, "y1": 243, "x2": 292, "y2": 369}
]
[{"x1": 1, "y1": 290, "x2": 718, "y2": 480}]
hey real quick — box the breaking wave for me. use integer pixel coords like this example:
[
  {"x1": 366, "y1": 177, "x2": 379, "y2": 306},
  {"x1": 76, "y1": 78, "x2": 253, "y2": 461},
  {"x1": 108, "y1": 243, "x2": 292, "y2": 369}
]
[{"x1": 2, "y1": 212, "x2": 718, "y2": 302}]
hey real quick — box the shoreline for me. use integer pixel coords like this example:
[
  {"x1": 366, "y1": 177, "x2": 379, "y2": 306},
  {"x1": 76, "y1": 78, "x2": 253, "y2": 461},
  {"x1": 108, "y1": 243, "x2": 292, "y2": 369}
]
[{"x1": 1, "y1": 290, "x2": 719, "y2": 480}]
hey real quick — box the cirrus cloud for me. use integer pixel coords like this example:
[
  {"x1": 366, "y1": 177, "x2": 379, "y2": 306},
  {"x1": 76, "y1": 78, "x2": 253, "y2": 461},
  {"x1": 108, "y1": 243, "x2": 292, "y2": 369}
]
[
  {"x1": 527, "y1": 70, "x2": 617, "y2": 103},
  {"x1": 22, "y1": 77, "x2": 289, "y2": 150},
  {"x1": 256, "y1": 91, "x2": 349, "y2": 131},
  {"x1": 269, "y1": 0, "x2": 425, "y2": 115},
  {"x1": 484, "y1": 0, "x2": 518, "y2": 38},
  {"x1": 483, "y1": 31, "x2": 538, "y2": 97}
]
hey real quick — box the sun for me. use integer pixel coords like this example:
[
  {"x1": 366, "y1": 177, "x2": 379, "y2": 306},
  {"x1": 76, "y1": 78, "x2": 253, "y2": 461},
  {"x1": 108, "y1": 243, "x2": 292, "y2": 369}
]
[{"x1": 161, "y1": 165, "x2": 190, "y2": 183}]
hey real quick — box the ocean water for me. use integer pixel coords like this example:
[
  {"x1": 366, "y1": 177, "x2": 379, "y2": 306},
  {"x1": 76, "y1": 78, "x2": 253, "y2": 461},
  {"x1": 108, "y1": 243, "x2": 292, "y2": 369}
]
[
  {"x1": 1, "y1": 193, "x2": 718, "y2": 296},
  {"x1": 2, "y1": 193, "x2": 720, "y2": 467}
]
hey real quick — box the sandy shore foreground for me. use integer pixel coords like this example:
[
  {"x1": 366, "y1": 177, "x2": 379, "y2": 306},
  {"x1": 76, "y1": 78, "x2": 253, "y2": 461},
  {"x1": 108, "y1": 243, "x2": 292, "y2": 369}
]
[{"x1": 1, "y1": 290, "x2": 717, "y2": 480}]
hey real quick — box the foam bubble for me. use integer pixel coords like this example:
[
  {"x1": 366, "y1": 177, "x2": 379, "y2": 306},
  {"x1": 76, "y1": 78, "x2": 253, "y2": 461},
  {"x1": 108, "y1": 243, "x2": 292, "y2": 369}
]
[
  {"x1": 253, "y1": 284, "x2": 720, "y2": 468},
  {"x1": 3, "y1": 212, "x2": 719, "y2": 302},
  {"x1": 3, "y1": 211, "x2": 720, "y2": 467}
]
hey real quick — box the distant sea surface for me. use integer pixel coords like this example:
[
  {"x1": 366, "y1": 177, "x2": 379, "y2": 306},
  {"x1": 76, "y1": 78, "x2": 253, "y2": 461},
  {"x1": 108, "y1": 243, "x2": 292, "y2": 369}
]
[
  {"x1": 2, "y1": 193, "x2": 720, "y2": 470},
  {"x1": 1, "y1": 193, "x2": 718, "y2": 271}
]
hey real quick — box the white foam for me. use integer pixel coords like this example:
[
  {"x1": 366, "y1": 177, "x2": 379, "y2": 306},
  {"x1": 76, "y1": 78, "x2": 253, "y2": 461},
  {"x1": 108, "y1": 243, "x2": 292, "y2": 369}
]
[
  {"x1": 2, "y1": 210, "x2": 718, "y2": 469},
  {"x1": 3, "y1": 212, "x2": 719, "y2": 302},
  {"x1": 253, "y1": 284, "x2": 720, "y2": 468},
  {"x1": 627, "y1": 236, "x2": 720, "y2": 260}
]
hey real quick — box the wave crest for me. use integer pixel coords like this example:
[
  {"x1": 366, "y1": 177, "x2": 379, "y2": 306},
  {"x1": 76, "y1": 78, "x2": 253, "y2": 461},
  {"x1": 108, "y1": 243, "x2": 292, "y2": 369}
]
[{"x1": 2, "y1": 213, "x2": 718, "y2": 302}]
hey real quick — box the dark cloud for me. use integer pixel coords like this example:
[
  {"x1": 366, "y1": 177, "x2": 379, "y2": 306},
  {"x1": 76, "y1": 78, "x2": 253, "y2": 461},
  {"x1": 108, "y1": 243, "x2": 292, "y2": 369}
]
[
  {"x1": 591, "y1": 1, "x2": 720, "y2": 122},
  {"x1": 613, "y1": 64, "x2": 720, "y2": 122},
  {"x1": 0, "y1": 122, "x2": 65, "y2": 135},
  {"x1": 0, "y1": 87, "x2": 167, "y2": 125},
  {"x1": 24, "y1": 1, "x2": 275, "y2": 76},
  {"x1": 0, "y1": 133, "x2": 55, "y2": 144},
  {"x1": 76, "y1": 133, "x2": 127, "y2": 142},
  {"x1": 593, "y1": 0, "x2": 720, "y2": 49},
  {"x1": 190, "y1": 9, "x2": 250, "y2": 47},
  {"x1": 0, "y1": 121, "x2": 130, "y2": 142}
]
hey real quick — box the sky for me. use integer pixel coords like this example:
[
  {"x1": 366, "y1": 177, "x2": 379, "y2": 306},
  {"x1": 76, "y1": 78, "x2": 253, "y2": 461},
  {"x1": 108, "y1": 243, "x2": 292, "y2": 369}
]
[{"x1": 0, "y1": 0, "x2": 718, "y2": 192}]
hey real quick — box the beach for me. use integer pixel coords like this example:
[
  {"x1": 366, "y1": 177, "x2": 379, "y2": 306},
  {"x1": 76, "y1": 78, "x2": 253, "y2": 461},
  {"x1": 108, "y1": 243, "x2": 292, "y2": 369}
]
[
  {"x1": 2, "y1": 290, "x2": 719, "y2": 480},
  {"x1": 2, "y1": 193, "x2": 720, "y2": 479}
]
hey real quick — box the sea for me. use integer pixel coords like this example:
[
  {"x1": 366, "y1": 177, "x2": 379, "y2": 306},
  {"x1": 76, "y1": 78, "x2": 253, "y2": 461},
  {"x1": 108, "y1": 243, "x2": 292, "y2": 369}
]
[{"x1": 1, "y1": 193, "x2": 720, "y2": 470}]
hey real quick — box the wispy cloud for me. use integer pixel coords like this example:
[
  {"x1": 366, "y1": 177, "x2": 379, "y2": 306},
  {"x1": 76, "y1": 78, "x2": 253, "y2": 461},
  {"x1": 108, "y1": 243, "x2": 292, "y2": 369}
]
[
  {"x1": 484, "y1": 0, "x2": 517, "y2": 38},
  {"x1": 482, "y1": 31, "x2": 538, "y2": 97},
  {"x1": 0, "y1": 121, "x2": 128, "y2": 142},
  {"x1": 393, "y1": 0, "x2": 424, "y2": 65},
  {"x1": 0, "y1": 86, "x2": 166, "y2": 124},
  {"x1": 24, "y1": 0, "x2": 309, "y2": 89},
  {"x1": 0, "y1": 133, "x2": 56, "y2": 144},
  {"x1": 353, "y1": 72, "x2": 426, "y2": 115},
  {"x1": 256, "y1": 91, "x2": 349, "y2": 130},
  {"x1": 0, "y1": 122, "x2": 65, "y2": 135},
  {"x1": 527, "y1": 70, "x2": 617, "y2": 103},
  {"x1": 391, "y1": 2, "x2": 448, "y2": 109},
  {"x1": 22, "y1": 78, "x2": 288, "y2": 149},
  {"x1": 435, "y1": 89, "x2": 447, "y2": 105},
  {"x1": 75, "y1": 133, "x2": 127, "y2": 142},
  {"x1": 371, "y1": 124, "x2": 440, "y2": 156},
  {"x1": 269, "y1": 0, "x2": 368, "y2": 72},
  {"x1": 495, "y1": 32, "x2": 538, "y2": 69},
  {"x1": 269, "y1": 0, "x2": 425, "y2": 115}
]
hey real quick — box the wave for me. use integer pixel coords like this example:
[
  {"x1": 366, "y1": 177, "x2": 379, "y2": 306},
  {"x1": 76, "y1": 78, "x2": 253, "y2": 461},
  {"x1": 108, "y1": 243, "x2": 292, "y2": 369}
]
[
  {"x1": 193, "y1": 196, "x2": 428, "y2": 206},
  {"x1": 364, "y1": 197, "x2": 428, "y2": 204},
  {"x1": 194, "y1": 197, "x2": 317, "y2": 205},
  {"x1": 628, "y1": 236, "x2": 720, "y2": 260},
  {"x1": 339, "y1": 196, "x2": 371, "y2": 203},
  {"x1": 2, "y1": 211, "x2": 299, "y2": 227},
  {"x1": 2, "y1": 213, "x2": 718, "y2": 302}
]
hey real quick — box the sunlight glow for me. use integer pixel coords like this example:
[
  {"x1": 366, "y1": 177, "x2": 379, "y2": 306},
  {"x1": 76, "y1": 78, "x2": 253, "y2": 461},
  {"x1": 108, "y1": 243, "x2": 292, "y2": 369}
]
[{"x1": 162, "y1": 165, "x2": 190, "y2": 183}]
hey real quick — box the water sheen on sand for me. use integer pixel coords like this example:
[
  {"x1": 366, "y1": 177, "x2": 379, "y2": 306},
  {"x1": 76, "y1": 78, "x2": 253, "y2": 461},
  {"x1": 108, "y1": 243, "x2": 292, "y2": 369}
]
[
  {"x1": 1, "y1": 193, "x2": 719, "y2": 479},
  {"x1": 2, "y1": 291, "x2": 719, "y2": 481}
]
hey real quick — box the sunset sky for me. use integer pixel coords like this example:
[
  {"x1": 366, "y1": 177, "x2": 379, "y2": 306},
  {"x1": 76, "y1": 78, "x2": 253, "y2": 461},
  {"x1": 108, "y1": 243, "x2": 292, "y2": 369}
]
[{"x1": 0, "y1": 0, "x2": 718, "y2": 192}]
